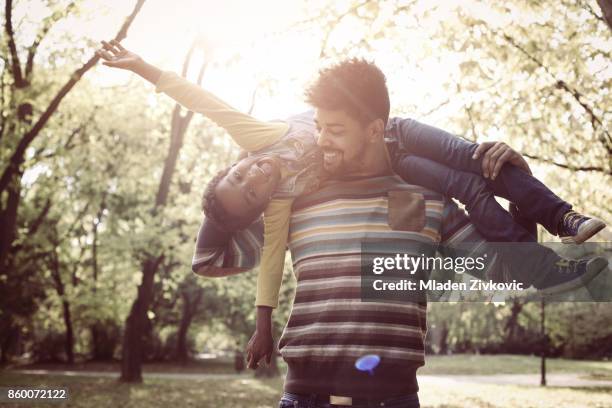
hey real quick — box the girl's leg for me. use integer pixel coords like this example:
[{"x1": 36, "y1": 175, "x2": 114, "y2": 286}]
[
  {"x1": 393, "y1": 155, "x2": 608, "y2": 293},
  {"x1": 394, "y1": 154, "x2": 536, "y2": 242},
  {"x1": 487, "y1": 164, "x2": 570, "y2": 235}
]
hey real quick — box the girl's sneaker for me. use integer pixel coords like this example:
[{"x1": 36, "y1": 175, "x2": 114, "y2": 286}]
[{"x1": 559, "y1": 211, "x2": 606, "y2": 244}]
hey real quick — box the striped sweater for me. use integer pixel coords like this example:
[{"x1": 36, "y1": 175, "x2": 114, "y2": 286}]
[
  {"x1": 279, "y1": 174, "x2": 496, "y2": 398},
  {"x1": 191, "y1": 174, "x2": 497, "y2": 398}
]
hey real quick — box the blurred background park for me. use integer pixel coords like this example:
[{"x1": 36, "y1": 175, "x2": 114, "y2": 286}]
[{"x1": 0, "y1": 0, "x2": 611, "y2": 407}]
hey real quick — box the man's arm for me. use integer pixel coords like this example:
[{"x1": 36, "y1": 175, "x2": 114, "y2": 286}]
[{"x1": 96, "y1": 40, "x2": 287, "y2": 152}]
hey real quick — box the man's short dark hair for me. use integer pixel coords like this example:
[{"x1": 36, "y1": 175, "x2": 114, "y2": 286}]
[
  {"x1": 305, "y1": 58, "x2": 390, "y2": 125},
  {"x1": 201, "y1": 166, "x2": 255, "y2": 232}
]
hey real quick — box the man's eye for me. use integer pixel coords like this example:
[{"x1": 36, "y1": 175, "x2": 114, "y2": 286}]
[{"x1": 234, "y1": 171, "x2": 242, "y2": 180}]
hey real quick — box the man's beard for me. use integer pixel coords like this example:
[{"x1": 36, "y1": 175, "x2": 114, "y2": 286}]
[{"x1": 327, "y1": 144, "x2": 369, "y2": 177}]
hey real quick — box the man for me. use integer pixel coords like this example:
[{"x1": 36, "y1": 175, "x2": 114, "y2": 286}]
[
  {"x1": 95, "y1": 42, "x2": 606, "y2": 405},
  {"x1": 192, "y1": 59, "x2": 607, "y2": 407}
]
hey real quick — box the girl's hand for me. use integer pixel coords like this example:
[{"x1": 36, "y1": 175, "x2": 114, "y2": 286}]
[{"x1": 96, "y1": 40, "x2": 143, "y2": 71}]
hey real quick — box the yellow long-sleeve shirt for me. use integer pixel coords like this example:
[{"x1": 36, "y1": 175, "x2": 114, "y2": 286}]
[{"x1": 156, "y1": 71, "x2": 296, "y2": 308}]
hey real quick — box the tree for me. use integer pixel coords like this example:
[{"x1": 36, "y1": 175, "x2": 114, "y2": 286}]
[{"x1": 0, "y1": 0, "x2": 146, "y2": 362}]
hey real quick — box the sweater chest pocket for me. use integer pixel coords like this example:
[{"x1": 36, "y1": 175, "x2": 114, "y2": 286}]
[{"x1": 387, "y1": 190, "x2": 426, "y2": 231}]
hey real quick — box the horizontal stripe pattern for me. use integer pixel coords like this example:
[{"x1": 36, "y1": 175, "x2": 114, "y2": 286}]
[
  {"x1": 280, "y1": 175, "x2": 489, "y2": 391},
  {"x1": 191, "y1": 217, "x2": 263, "y2": 271}
]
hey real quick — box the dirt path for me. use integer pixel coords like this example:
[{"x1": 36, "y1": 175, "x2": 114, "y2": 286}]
[{"x1": 419, "y1": 373, "x2": 612, "y2": 387}]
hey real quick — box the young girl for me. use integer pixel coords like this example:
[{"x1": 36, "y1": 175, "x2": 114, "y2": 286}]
[{"x1": 96, "y1": 40, "x2": 606, "y2": 368}]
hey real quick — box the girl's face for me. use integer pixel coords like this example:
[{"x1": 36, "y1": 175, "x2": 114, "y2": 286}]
[{"x1": 215, "y1": 154, "x2": 282, "y2": 226}]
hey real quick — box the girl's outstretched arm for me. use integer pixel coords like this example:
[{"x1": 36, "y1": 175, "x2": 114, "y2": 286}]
[{"x1": 96, "y1": 40, "x2": 287, "y2": 152}]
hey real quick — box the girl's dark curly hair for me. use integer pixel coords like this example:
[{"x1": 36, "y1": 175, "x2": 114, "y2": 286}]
[
  {"x1": 201, "y1": 166, "x2": 258, "y2": 232},
  {"x1": 201, "y1": 167, "x2": 235, "y2": 231}
]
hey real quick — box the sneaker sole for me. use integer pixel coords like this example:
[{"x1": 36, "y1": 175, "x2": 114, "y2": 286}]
[
  {"x1": 538, "y1": 256, "x2": 609, "y2": 296},
  {"x1": 561, "y1": 218, "x2": 606, "y2": 245}
]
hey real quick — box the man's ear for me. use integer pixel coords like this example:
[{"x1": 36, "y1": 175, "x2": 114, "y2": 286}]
[{"x1": 367, "y1": 119, "x2": 385, "y2": 143}]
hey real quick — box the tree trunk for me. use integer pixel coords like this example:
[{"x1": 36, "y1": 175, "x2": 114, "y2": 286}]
[
  {"x1": 50, "y1": 249, "x2": 75, "y2": 365},
  {"x1": 0, "y1": 180, "x2": 21, "y2": 272},
  {"x1": 176, "y1": 294, "x2": 192, "y2": 363},
  {"x1": 176, "y1": 285, "x2": 203, "y2": 363},
  {"x1": 504, "y1": 298, "x2": 523, "y2": 346},
  {"x1": 90, "y1": 324, "x2": 99, "y2": 360},
  {"x1": 440, "y1": 321, "x2": 449, "y2": 355},
  {"x1": 61, "y1": 300, "x2": 75, "y2": 364},
  {"x1": 0, "y1": 320, "x2": 17, "y2": 364},
  {"x1": 120, "y1": 256, "x2": 161, "y2": 382},
  {"x1": 89, "y1": 200, "x2": 106, "y2": 360}
]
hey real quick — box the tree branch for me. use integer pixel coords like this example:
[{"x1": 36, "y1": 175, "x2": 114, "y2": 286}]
[
  {"x1": 579, "y1": 0, "x2": 605, "y2": 23},
  {"x1": 25, "y1": 2, "x2": 78, "y2": 80},
  {"x1": 71, "y1": 238, "x2": 87, "y2": 287},
  {"x1": 522, "y1": 153, "x2": 609, "y2": 174},
  {"x1": 62, "y1": 201, "x2": 91, "y2": 242},
  {"x1": 319, "y1": 0, "x2": 371, "y2": 58},
  {"x1": 496, "y1": 30, "x2": 612, "y2": 155},
  {"x1": 419, "y1": 99, "x2": 450, "y2": 119},
  {"x1": 28, "y1": 198, "x2": 52, "y2": 236},
  {"x1": 91, "y1": 193, "x2": 107, "y2": 284},
  {"x1": 0, "y1": 0, "x2": 147, "y2": 195},
  {"x1": 10, "y1": 197, "x2": 52, "y2": 255},
  {"x1": 4, "y1": 0, "x2": 25, "y2": 87},
  {"x1": 31, "y1": 111, "x2": 94, "y2": 162}
]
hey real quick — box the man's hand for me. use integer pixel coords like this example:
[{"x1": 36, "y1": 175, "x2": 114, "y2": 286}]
[
  {"x1": 472, "y1": 141, "x2": 532, "y2": 179},
  {"x1": 245, "y1": 329, "x2": 273, "y2": 369},
  {"x1": 96, "y1": 40, "x2": 143, "y2": 71}
]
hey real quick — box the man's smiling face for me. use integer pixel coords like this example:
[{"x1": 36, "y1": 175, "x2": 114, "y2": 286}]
[{"x1": 314, "y1": 108, "x2": 370, "y2": 175}]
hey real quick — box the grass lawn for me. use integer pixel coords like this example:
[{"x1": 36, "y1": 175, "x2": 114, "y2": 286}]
[
  {"x1": 419, "y1": 354, "x2": 612, "y2": 378},
  {"x1": 3, "y1": 355, "x2": 612, "y2": 407},
  {"x1": 1, "y1": 372, "x2": 611, "y2": 408},
  {"x1": 0, "y1": 373, "x2": 282, "y2": 407}
]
